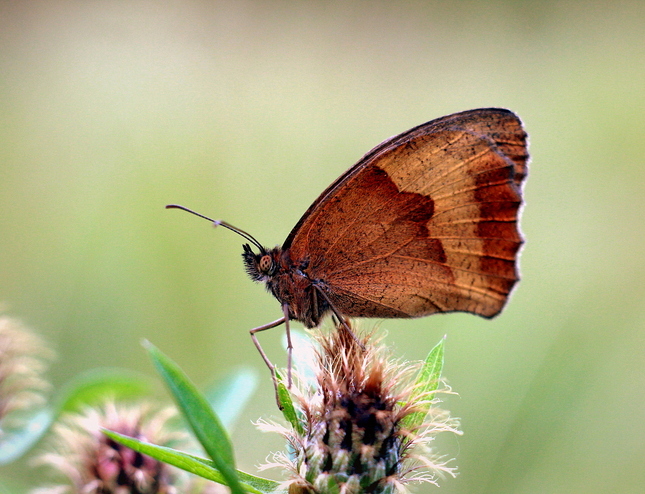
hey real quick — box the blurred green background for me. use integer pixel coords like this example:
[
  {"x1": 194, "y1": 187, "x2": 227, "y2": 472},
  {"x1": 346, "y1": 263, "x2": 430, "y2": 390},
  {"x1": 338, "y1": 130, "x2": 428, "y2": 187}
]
[{"x1": 1, "y1": 1, "x2": 644, "y2": 492}]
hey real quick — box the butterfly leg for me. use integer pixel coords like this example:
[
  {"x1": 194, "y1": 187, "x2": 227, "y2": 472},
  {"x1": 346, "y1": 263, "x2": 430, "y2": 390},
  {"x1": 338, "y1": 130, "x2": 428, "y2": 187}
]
[
  {"x1": 313, "y1": 285, "x2": 365, "y2": 350},
  {"x1": 331, "y1": 310, "x2": 365, "y2": 351},
  {"x1": 250, "y1": 316, "x2": 286, "y2": 408},
  {"x1": 282, "y1": 304, "x2": 294, "y2": 388}
]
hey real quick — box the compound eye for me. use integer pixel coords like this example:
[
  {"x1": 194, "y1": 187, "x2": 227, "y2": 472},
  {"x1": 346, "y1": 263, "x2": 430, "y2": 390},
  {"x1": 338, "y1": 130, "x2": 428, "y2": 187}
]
[{"x1": 258, "y1": 255, "x2": 273, "y2": 274}]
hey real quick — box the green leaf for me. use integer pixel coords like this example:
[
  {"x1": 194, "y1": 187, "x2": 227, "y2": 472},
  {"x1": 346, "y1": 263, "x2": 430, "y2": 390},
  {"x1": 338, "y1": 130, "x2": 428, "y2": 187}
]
[
  {"x1": 205, "y1": 367, "x2": 258, "y2": 430},
  {"x1": 143, "y1": 340, "x2": 245, "y2": 494},
  {"x1": 0, "y1": 408, "x2": 53, "y2": 465},
  {"x1": 56, "y1": 368, "x2": 153, "y2": 413},
  {"x1": 0, "y1": 480, "x2": 14, "y2": 494},
  {"x1": 103, "y1": 430, "x2": 284, "y2": 494},
  {"x1": 275, "y1": 369, "x2": 305, "y2": 435},
  {"x1": 0, "y1": 368, "x2": 150, "y2": 465},
  {"x1": 401, "y1": 336, "x2": 446, "y2": 430},
  {"x1": 188, "y1": 456, "x2": 283, "y2": 494}
]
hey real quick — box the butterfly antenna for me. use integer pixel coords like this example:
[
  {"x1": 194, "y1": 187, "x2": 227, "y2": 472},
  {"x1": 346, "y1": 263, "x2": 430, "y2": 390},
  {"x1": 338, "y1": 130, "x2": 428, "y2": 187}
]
[{"x1": 166, "y1": 204, "x2": 266, "y2": 253}]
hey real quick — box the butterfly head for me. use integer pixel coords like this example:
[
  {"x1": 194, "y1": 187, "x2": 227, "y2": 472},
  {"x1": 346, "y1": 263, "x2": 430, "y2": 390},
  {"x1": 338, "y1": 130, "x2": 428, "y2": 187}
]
[{"x1": 243, "y1": 244, "x2": 279, "y2": 282}]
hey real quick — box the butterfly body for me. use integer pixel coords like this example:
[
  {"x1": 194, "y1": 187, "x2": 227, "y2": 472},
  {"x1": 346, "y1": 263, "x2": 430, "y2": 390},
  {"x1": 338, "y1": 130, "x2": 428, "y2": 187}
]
[
  {"x1": 243, "y1": 245, "x2": 329, "y2": 328},
  {"x1": 242, "y1": 108, "x2": 528, "y2": 327}
]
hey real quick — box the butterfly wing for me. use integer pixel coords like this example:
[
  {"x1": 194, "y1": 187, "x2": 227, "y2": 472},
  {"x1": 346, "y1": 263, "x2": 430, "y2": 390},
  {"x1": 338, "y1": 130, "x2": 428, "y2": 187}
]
[{"x1": 284, "y1": 108, "x2": 528, "y2": 319}]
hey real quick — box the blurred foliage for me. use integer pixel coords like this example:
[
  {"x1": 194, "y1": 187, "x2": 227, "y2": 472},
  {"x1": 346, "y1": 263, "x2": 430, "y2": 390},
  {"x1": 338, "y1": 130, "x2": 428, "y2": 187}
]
[{"x1": 1, "y1": 1, "x2": 644, "y2": 492}]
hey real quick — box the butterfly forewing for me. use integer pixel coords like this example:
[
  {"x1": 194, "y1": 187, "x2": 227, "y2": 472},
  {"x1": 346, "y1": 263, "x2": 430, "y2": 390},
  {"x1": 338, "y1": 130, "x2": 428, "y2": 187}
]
[{"x1": 285, "y1": 108, "x2": 528, "y2": 319}]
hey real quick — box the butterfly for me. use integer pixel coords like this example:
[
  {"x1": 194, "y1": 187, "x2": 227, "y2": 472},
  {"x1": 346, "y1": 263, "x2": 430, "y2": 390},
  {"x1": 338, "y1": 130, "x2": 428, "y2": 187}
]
[{"x1": 168, "y1": 107, "x2": 528, "y2": 397}]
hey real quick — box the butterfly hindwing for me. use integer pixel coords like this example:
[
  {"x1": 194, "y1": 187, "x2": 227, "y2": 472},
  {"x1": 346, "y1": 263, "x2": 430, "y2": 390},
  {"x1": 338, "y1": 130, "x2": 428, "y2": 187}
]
[{"x1": 285, "y1": 108, "x2": 528, "y2": 319}]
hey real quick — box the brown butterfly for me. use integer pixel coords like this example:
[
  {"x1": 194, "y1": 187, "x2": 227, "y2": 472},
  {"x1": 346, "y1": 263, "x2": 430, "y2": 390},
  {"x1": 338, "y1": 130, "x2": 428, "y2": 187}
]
[{"x1": 168, "y1": 107, "x2": 528, "y2": 394}]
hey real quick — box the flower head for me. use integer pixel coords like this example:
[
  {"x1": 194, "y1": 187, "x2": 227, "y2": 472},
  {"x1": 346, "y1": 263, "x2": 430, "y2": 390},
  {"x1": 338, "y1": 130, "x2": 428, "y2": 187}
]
[
  {"x1": 260, "y1": 323, "x2": 461, "y2": 494},
  {"x1": 0, "y1": 313, "x2": 53, "y2": 436},
  {"x1": 33, "y1": 401, "x2": 189, "y2": 494}
]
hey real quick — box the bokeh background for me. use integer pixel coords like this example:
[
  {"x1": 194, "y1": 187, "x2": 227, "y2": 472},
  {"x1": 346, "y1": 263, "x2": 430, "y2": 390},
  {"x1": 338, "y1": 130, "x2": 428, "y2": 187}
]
[{"x1": 1, "y1": 1, "x2": 644, "y2": 492}]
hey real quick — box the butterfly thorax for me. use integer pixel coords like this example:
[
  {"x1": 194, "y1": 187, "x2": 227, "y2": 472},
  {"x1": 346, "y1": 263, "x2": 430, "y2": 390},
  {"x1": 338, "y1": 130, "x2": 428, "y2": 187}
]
[{"x1": 242, "y1": 244, "x2": 329, "y2": 328}]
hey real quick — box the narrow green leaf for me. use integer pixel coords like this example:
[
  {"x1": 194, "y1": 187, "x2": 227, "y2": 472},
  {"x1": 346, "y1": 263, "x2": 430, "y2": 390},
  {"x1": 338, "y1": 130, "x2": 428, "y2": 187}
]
[
  {"x1": 189, "y1": 456, "x2": 284, "y2": 494},
  {"x1": 275, "y1": 370, "x2": 305, "y2": 435},
  {"x1": 103, "y1": 430, "x2": 283, "y2": 494},
  {"x1": 143, "y1": 340, "x2": 245, "y2": 494},
  {"x1": 401, "y1": 336, "x2": 446, "y2": 429}
]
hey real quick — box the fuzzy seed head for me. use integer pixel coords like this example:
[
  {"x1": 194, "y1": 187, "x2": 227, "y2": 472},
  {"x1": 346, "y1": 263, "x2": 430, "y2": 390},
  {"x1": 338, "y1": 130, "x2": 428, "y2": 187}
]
[
  {"x1": 260, "y1": 324, "x2": 461, "y2": 494},
  {"x1": 0, "y1": 314, "x2": 53, "y2": 435},
  {"x1": 32, "y1": 401, "x2": 188, "y2": 494}
]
